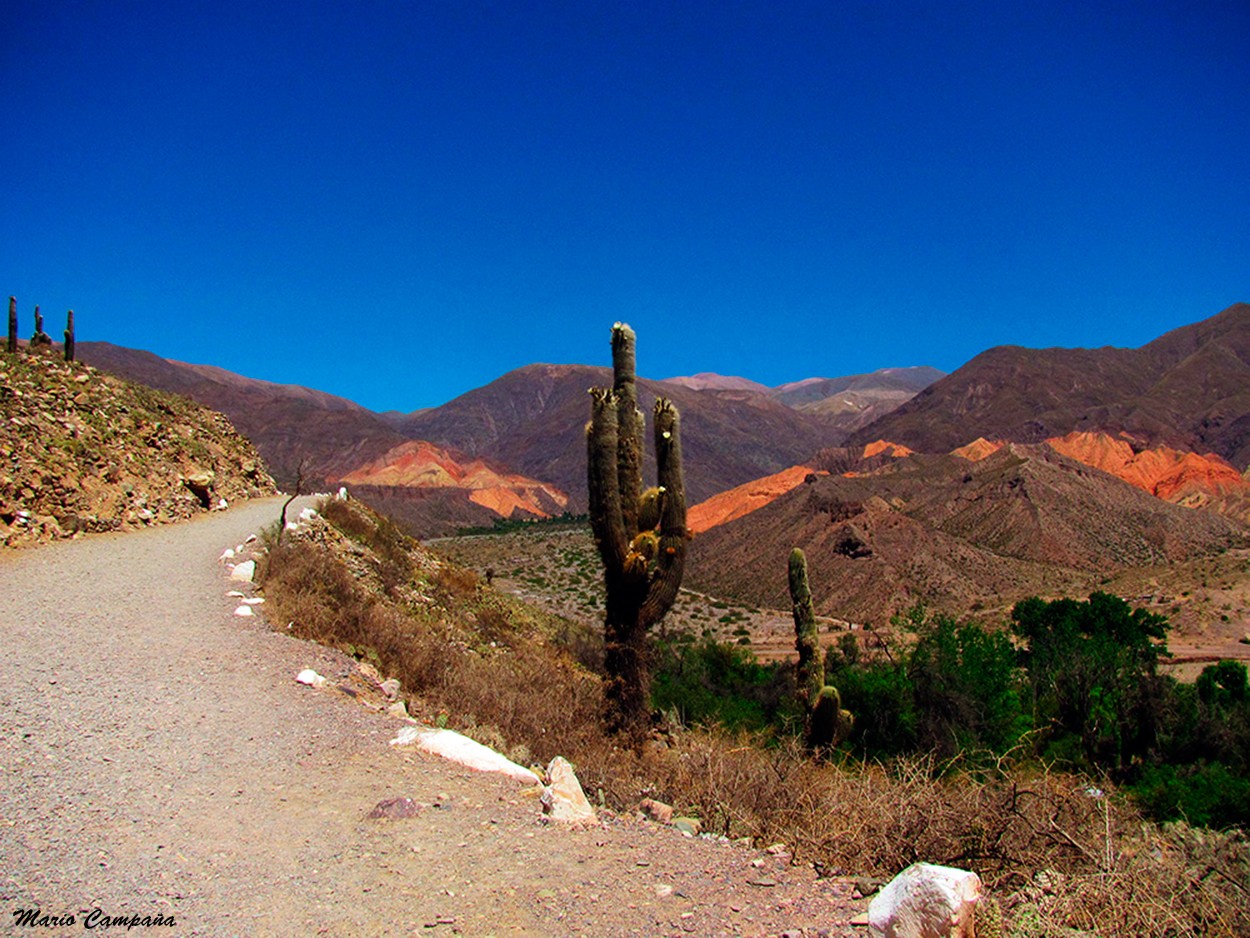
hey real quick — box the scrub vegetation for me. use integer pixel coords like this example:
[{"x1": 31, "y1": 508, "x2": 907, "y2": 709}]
[{"x1": 261, "y1": 494, "x2": 1250, "y2": 937}]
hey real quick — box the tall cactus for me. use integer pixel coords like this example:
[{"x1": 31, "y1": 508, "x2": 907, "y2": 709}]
[
  {"x1": 588, "y1": 323, "x2": 687, "y2": 737},
  {"x1": 64, "y1": 310, "x2": 75, "y2": 362},
  {"x1": 789, "y1": 547, "x2": 853, "y2": 750},
  {"x1": 7, "y1": 296, "x2": 15, "y2": 353}
]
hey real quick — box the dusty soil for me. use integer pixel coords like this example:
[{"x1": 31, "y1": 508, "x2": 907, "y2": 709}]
[{"x1": 0, "y1": 497, "x2": 863, "y2": 937}]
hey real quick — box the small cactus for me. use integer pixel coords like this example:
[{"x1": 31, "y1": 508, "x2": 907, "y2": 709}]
[
  {"x1": 7, "y1": 296, "x2": 16, "y2": 353},
  {"x1": 789, "y1": 548, "x2": 852, "y2": 749},
  {"x1": 974, "y1": 895, "x2": 1004, "y2": 938},
  {"x1": 64, "y1": 310, "x2": 75, "y2": 362},
  {"x1": 808, "y1": 685, "x2": 854, "y2": 749}
]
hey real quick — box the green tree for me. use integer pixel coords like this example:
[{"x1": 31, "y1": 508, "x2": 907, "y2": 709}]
[
  {"x1": 1012, "y1": 592, "x2": 1170, "y2": 772},
  {"x1": 908, "y1": 611, "x2": 1028, "y2": 758}
]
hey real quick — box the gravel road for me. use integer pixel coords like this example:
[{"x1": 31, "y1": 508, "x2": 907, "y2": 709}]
[{"x1": 0, "y1": 498, "x2": 858, "y2": 937}]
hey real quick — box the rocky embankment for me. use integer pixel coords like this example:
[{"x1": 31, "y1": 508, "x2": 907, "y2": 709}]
[{"x1": 0, "y1": 347, "x2": 275, "y2": 547}]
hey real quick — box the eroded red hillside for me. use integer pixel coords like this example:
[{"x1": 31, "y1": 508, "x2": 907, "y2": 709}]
[
  {"x1": 689, "y1": 443, "x2": 914, "y2": 535},
  {"x1": 951, "y1": 437, "x2": 1004, "y2": 461},
  {"x1": 687, "y1": 465, "x2": 822, "y2": 535},
  {"x1": 336, "y1": 441, "x2": 568, "y2": 519},
  {"x1": 861, "y1": 439, "x2": 915, "y2": 459},
  {"x1": 1045, "y1": 431, "x2": 1249, "y2": 504}
]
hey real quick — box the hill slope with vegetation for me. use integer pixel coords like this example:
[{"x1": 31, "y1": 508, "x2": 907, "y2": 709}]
[{"x1": 1, "y1": 347, "x2": 274, "y2": 547}]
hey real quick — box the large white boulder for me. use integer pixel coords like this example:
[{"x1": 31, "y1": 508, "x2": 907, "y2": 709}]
[
  {"x1": 868, "y1": 862, "x2": 982, "y2": 938},
  {"x1": 390, "y1": 726, "x2": 540, "y2": 785}
]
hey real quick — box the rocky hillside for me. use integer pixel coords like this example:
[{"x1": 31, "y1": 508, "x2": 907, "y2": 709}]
[
  {"x1": 0, "y1": 348, "x2": 274, "y2": 547},
  {"x1": 851, "y1": 302, "x2": 1250, "y2": 467},
  {"x1": 661, "y1": 366, "x2": 945, "y2": 436},
  {"x1": 771, "y1": 366, "x2": 945, "y2": 433},
  {"x1": 688, "y1": 431, "x2": 1250, "y2": 540},
  {"x1": 686, "y1": 444, "x2": 1249, "y2": 626},
  {"x1": 331, "y1": 439, "x2": 571, "y2": 536}
]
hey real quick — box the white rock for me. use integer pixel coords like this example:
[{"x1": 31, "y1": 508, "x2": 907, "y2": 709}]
[
  {"x1": 215, "y1": 498, "x2": 228, "y2": 511},
  {"x1": 541, "y1": 756, "x2": 596, "y2": 824},
  {"x1": 225, "y1": 590, "x2": 245, "y2": 597},
  {"x1": 285, "y1": 522, "x2": 299, "y2": 531},
  {"x1": 389, "y1": 726, "x2": 540, "y2": 784},
  {"x1": 387, "y1": 700, "x2": 409, "y2": 719},
  {"x1": 241, "y1": 597, "x2": 264, "y2": 605},
  {"x1": 336, "y1": 486, "x2": 348, "y2": 501},
  {"x1": 244, "y1": 534, "x2": 257, "y2": 544},
  {"x1": 296, "y1": 669, "x2": 327, "y2": 687},
  {"x1": 868, "y1": 862, "x2": 982, "y2": 938},
  {"x1": 298, "y1": 507, "x2": 318, "y2": 521},
  {"x1": 380, "y1": 678, "x2": 402, "y2": 699},
  {"x1": 219, "y1": 548, "x2": 236, "y2": 561},
  {"x1": 229, "y1": 560, "x2": 256, "y2": 583},
  {"x1": 233, "y1": 605, "x2": 254, "y2": 617}
]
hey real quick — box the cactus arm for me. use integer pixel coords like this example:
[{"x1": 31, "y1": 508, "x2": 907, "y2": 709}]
[
  {"x1": 640, "y1": 398, "x2": 686, "y2": 627},
  {"x1": 64, "y1": 310, "x2": 75, "y2": 362},
  {"x1": 587, "y1": 388, "x2": 628, "y2": 573}
]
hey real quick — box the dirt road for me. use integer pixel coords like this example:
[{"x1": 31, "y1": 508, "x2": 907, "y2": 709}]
[{"x1": 0, "y1": 498, "x2": 857, "y2": 937}]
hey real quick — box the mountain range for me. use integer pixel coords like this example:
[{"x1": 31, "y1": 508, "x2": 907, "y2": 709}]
[
  {"x1": 77, "y1": 343, "x2": 941, "y2": 532},
  {"x1": 76, "y1": 303, "x2": 1250, "y2": 631}
]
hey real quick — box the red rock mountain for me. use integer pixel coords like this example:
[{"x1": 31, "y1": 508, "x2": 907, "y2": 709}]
[
  {"x1": 687, "y1": 465, "x2": 822, "y2": 535},
  {"x1": 337, "y1": 440, "x2": 567, "y2": 519},
  {"x1": 690, "y1": 430, "x2": 1250, "y2": 539},
  {"x1": 75, "y1": 349, "x2": 877, "y2": 530},
  {"x1": 851, "y1": 303, "x2": 1250, "y2": 469}
]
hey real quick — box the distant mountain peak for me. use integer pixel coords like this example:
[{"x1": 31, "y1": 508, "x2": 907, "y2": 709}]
[{"x1": 660, "y1": 373, "x2": 772, "y2": 393}]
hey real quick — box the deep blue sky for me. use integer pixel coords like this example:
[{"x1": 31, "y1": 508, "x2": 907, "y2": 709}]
[{"x1": 6, "y1": 1, "x2": 1247, "y2": 412}]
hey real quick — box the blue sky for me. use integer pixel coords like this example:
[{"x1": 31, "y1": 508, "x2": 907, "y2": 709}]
[{"x1": 5, "y1": 1, "x2": 1247, "y2": 412}]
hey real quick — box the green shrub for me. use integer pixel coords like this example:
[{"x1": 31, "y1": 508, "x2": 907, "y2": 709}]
[
  {"x1": 651, "y1": 639, "x2": 797, "y2": 732},
  {"x1": 1132, "y1": 761, "x2": 1250, "y2": 829}
]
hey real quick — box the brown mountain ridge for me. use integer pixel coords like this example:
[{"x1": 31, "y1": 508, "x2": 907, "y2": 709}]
[
  {"x1": 686, "y1": 443, "x2": 1248, "y2": 626},
  {"x1": 850, "y1": 302, "x2": 1250, "y2": 469}
]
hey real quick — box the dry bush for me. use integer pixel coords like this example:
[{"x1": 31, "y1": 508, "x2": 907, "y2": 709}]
[
  {"x1": 432, "y1": 563, "x2": 479, "y2": 600},
  {"x1": 319, "y1": 497, "x2": 412, "y2": 593},
  {"x1": 570, "y1": 727, "x2": 1250, "y2": 937}
]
